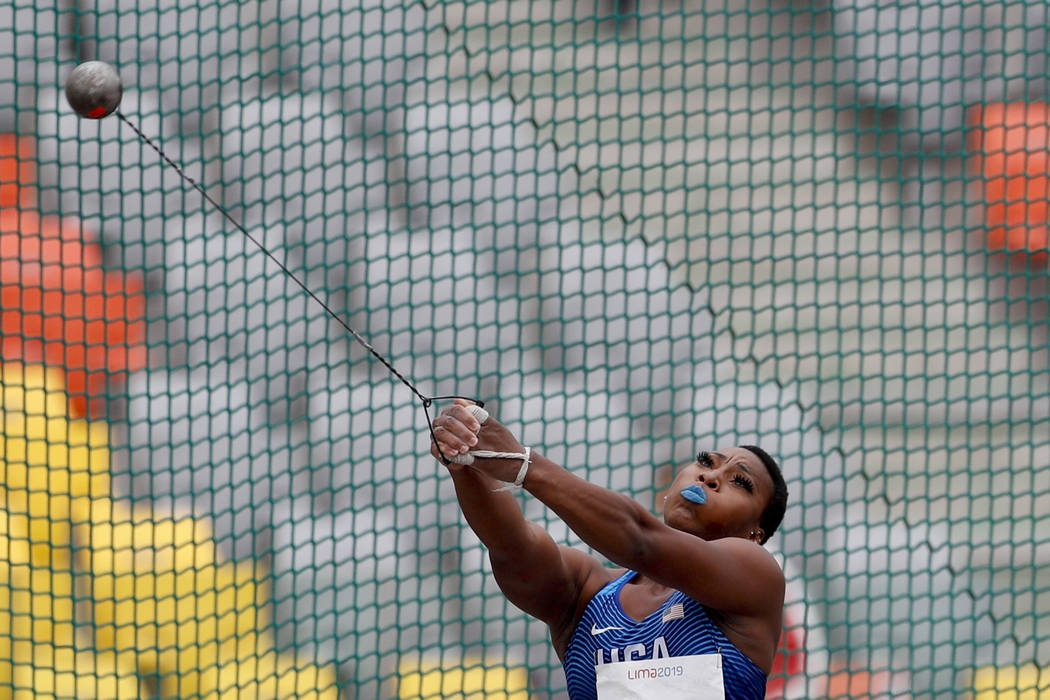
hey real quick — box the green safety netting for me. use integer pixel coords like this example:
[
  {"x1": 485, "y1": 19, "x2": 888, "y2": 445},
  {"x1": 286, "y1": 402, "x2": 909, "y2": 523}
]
[{"x1": 1, "y1": 0, "x2": 1049, "y2": 698}]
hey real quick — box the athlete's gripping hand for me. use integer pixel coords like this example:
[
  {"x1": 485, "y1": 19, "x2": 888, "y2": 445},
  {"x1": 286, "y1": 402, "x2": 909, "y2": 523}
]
[
  {"x1": 431, "y1": 400, "x2": 529, "y2": 483},
  {"x1": 431, "y1": 399, "x2": 483, "y2": 466}
]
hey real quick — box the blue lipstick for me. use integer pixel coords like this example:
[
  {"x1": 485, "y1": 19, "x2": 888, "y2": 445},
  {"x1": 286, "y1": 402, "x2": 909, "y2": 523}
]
[{"x1": 680, "y1": 484, "x2": 707, "y2": 504}]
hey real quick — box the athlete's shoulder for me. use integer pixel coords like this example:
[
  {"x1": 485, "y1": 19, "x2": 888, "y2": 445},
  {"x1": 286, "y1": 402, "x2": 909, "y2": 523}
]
[
  {"x1": 550, "y1": 552, "x2": 626, "y2": 655},
  {"x1": 711, "y1": 537, "x2": 784, "y2": 573},
  {"x1": 558, "y1": 546, "x2": 625, "y2": 594}
]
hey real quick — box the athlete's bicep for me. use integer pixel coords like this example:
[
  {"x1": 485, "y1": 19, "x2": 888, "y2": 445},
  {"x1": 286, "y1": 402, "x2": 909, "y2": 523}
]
[
  {"x1": 644, "y1": 534, "x2": 784, "y2": 616},
  {"x1": 488, "y1": 521, "x2": 598, "y2": 628}
]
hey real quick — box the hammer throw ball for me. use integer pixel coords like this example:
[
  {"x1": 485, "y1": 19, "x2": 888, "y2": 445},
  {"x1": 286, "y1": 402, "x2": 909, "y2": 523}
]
[{"x1": 65, "y1": 61, "x2": 123, "y2": 119}]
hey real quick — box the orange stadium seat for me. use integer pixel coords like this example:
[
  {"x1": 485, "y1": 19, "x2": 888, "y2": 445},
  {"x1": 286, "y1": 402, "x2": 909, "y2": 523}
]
[
  {"x1": 0, "y1": 133, "x2": 147, "y2": 418},
  {"x1": 969, "y1": 102, "x2": 1050, "y2": 266}
]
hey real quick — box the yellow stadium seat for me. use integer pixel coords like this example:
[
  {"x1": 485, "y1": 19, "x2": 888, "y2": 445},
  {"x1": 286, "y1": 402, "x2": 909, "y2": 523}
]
[
  {"x1": 204, "y1": 648, "x2": 341, "y2": 700},
  {"x1": 1, "y1": 362, "x2": 338, "y2": 699},
  {"x1": 67, "y1": 437, "x2": 336, "y2": 699},
  {"x1": 398, "y1": 657, "x2": 531, "y2": 700},
  {"x1": 0, "y1": 366, "x2": 145, "y2": 699},
  {"x1": 975, "y1": 663, "x2": 1050, "y2": 699},
  {"x1": 10, "y1": 648, "x2": 143, "y2": 700}
]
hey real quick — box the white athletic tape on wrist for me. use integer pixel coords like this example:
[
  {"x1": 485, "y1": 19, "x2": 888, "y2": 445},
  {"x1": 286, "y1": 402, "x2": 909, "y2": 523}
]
[
  {"x1": 490, "y1": 445, "x2": 531, "y2": 492},
  {"x1": 448, "y1": 405, "x2": 531, "y2": 491}
]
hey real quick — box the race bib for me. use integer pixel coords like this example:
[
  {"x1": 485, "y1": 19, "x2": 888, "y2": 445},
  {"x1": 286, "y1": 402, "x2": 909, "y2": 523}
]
[{"x1": 594, "y1": 653, "x2": 725, "y2": 699}]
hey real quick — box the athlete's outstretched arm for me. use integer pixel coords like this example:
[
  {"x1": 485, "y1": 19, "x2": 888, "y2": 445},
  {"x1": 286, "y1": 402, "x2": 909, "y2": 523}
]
[
  {"x1": 432, "y1": 417, "x2": 598, "y2": 629},
  {"x1": 432, "y1": 404, "x2": 783, "y2": 620}
]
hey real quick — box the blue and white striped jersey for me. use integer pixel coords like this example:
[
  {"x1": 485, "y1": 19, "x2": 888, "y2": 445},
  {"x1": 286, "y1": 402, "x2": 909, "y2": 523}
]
[{"x1": 561, "y1": 570, "x2": 767, "y2": 700}]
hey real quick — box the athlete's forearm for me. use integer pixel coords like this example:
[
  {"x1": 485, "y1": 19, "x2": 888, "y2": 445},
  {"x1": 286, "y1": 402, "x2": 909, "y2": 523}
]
[
  {"x1": 448, "y1": 462, "x2": 590, "y2": 628},
  {"x1": 447, "y1": 465, "x2": 535, "y2": 554},
  {"x1": 522, "y1": 452, "x2": 662, "y2": 569},
  {"x1": 432, "y1": 404, "x2": 661, "y2": 568}
]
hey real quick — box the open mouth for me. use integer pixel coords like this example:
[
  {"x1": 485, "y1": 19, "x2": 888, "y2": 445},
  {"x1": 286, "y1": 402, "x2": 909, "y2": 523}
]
[{"x1": 680, "y1": 484, "x2": 706, "y2": 504}]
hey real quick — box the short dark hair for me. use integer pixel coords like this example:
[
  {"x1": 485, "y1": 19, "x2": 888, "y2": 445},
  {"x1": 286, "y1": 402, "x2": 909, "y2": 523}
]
[{"x1": 741, "y1": 445, "x2": 788, "y2": 545}]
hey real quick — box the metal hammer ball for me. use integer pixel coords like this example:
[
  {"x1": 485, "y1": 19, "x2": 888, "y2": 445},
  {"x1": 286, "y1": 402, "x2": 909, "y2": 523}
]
[{"x1": 65, "y1": 61, "x2": 123, "y2": 119}]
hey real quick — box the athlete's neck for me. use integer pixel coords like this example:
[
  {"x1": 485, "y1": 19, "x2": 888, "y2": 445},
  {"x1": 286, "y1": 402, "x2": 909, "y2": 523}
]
[{"x1": 620, "y1": 572, "x2": 675, "y2": 622}]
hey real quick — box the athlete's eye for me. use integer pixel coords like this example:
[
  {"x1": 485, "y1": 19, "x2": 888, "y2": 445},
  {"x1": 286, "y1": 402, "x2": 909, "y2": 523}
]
[
  {"x1": 697, "y1": 451, "x2": 713, "y2": 467},
  {"x1": 733, "y1": 474, "x2": 754, "y2": 493}
]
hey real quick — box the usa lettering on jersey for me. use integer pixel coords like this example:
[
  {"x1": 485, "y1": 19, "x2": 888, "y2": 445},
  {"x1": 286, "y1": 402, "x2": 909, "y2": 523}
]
[{"x1": 594, "y1": 636, "x2": 671, "y2": 665}]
